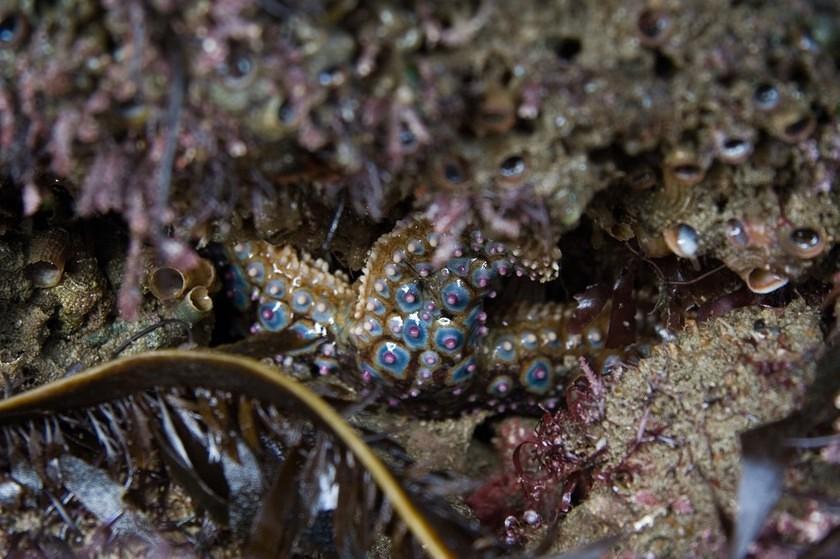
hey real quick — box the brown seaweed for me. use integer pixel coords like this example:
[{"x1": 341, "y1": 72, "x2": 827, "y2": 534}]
[{"x1": 0, "y1": 350, "x2": 510, "y2": 557}]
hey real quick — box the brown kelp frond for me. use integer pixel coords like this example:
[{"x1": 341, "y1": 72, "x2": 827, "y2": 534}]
[{"x1": 0, "y1": 350, "x2": 507, "y2": 558}]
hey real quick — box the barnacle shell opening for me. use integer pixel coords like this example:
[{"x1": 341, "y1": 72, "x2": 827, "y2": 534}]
[
  {"x1": 780, "y1": 227, "x2": 826, "y2": 260},
  {"x1": 742, "y1": 268, "x2": 789, "y2": 294},
  {"x1": 663, "y1": 223, "x2": 699, "y2": 259}
]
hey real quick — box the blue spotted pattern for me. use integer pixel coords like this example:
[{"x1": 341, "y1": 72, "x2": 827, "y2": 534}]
[
  {"x1": 258, "y1": 300, "x2": 291, "y2": 332},
  {"x1": 246, "y1": 261, "x2": 266, "y2": 285},
  {"x1": 396, "y1": 283, "x2": 423, "y2": 313},
  {"x1": 521, "y1": 358, "x2": 552, "y2": 394},
  {"x1": 264, "y1": 278, "x2": 286, "y2": 299},
  {"x1": 226, "y1": 216, "x2": 604, "y2": 414},
  {"x1": 290, "y1": 289, "x2": 313, "y2": 313},
  {"x1": 471, "y1": 265, "x2": 495, "y2": 289},
  {"x1": 367, "y1": 296, "x2": 388, "y2": 316},
  {"x1": 447, "y1": 356, "x2": 476, "y2": 385},
  {"x1": 491, "y1": 336, "x2": 517, "y2": 362},
  {"x1": 487, "y1": 375, "x2": 513, "y2": 397},
  {"x1": 447, "y1": 258, "x2": 471, "y2": 277},
  {"x1": 375, "y1": 342, "x2": 411, "y2": 378},
  {"x1": 402, "y1": 317, "x2": 429, "y2": 349},
  {"x1": 434, "y1": 326, "x2": 465, "y2": 353},
  {"x1": 311, "y1": 302, "x2": 333, "y2": 324},
  {"x1": 441, "y1": 281, "x2": 471, "y2": 313}
]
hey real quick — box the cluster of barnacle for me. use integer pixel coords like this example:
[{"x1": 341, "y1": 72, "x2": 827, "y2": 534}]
[
  {"x1": 591, "y1": 84, "x2": 840, "y2": 294},
  {"x1": 580, "y1": 2, "x2": 840, "y2": 294},
  {"x1": 3, "y1": 0, "x2": 838, "y2": 310}
]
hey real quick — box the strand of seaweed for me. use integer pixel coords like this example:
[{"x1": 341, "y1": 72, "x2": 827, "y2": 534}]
[{"x1": 0, "y1": 350, "x2": 513, "y2": 558}]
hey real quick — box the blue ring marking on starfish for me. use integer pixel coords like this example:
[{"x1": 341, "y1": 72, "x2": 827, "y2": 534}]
[
  {"x1": 447, "y1": 356, "x2": 477, "y2": 385},
  {"x1": 311, "y1": 300, "x2": 333, "y2": 324},
  {"x1": 521, "y1": 358, "x2": 553, "y2": 394},
  {"x1": 470, "y1": 265, "x2": 495, "y2": 290},
  {"x1": 229, "y1": 265, "x2": 251, "y2": 310},
  {"x1": 419, "y1": 350, "x2": 441, "y2": 370},
  {"x1": 418, "y1": 309, "x2": 434, "y2": 324},
  {"x1": 406, "y1": 239, "x2": 425, "y2": 255},
  {"x1": 258, "y1": 300, "x2": 291, "y2": 332},
  {"x1": 402, "y1": 316, "x2": 429, "y2": 349},
  {"x1": 385, "y1": 314, "x2": 404, "y2": 336},
  {"x1": 373, "y1": 279, "x2": 390, "y2": 298},
  {"x1": 441, "y1": 281, "x2": 471, "y2": 313},
  {"x1": 288, "y1": 320, "x2": 323, "y2": 342},
  {"x1": 264, "y1": 278, "x2": 286, "y2": 299},
  {"x1": 487, "y1": 375, "x2": 514, "y2": 397},
  {"x1": 384, "y1": 263, "x2": 402, "y2": 282},
  {"x1": 290, "y1": 289, "x2": 313, "y2": 313},
  {"x1": 245, "y1": 261, "x2": 266, "y2": 285},
  {"x1": 284, "y1": 320, "x2": 327, "y2": 354},
  {"x1": 520, "y1": 331, "x2": 539, "y2": 351},
  {"x1": 416, "y1": 367, "x2": 433, "y2": 383},
  {"x1": 491, "y1": 335, "x2": 517, "y2": 362},
  {"x1": 366, "y1": 296, "x2": 387, "y2": 316},
  {"x1": 233, "y1": 242, "x2": 252, "y2": 261},
  {"x1": 485, "y1": 241, "x2": 506, "y2": 256},
  {"x1": 492, "y1": 259, "x2": 512, "y2": 276},
  {"x1": 434, "y1": 326, "x2": 465, "y2": 353},
  {"x1": 396, "y1": 282, "x2": 423, "y2": 313},
  {"x1": 447, "y1": 258, "x2": 471, "y2": 277},
  {"x1": 415, "y1": 262, "x2": 434, "y2": 278},
  {"x1": 464, "y1": 305, "x2": 483, "y2": 331},
  {"x1": 542, "y1": 329, "x2": 561, "y2": 350},
  {"x1": 363, "y1": 317, "x2": 384, "y2": 338},
  {"x1": 374, "y1": 341, "x2": 411, "y2": 379}
]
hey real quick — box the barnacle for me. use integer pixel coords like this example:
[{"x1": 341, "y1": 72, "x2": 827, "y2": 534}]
[
  {"x1": 780, "y1": 227, "x2": 826, "y2": 260},
  {"x1": 663, "y1": 223, "x2": 700, "y2": 259},
  {"x1": 474, "y1": 88, "x2": 517, "y2": 136},
  {"x1": 740, "y1": 268, "x2": 789, "y2": 294},
  {"x1": 769, "y1": 107, "x2": 816, "y2": 143},
  {"x1": 637, "y1": 8, "x2": 672, "y2": 48}
]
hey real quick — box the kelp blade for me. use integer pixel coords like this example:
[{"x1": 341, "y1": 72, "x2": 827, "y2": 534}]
[{"x1": 0, "y1": 350, "x2": 458, "y2": 558}]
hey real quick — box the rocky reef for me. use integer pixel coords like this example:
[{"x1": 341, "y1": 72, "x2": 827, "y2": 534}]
[{"x1": 0, "y1": 0, "x2": 839, "y2": 557}]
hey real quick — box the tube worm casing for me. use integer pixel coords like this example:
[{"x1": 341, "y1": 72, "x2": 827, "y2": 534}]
[
  {"x1": 26, "y1": 229, "x2": 70, "y2": 288},
  {"x1": 148, "y1": 257, "x2": 216, "y2": 301}
]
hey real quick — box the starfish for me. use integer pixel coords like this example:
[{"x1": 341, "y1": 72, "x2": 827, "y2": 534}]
[{"x1": 226, "y1": 215, "x2": 621, "y2": 415}]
